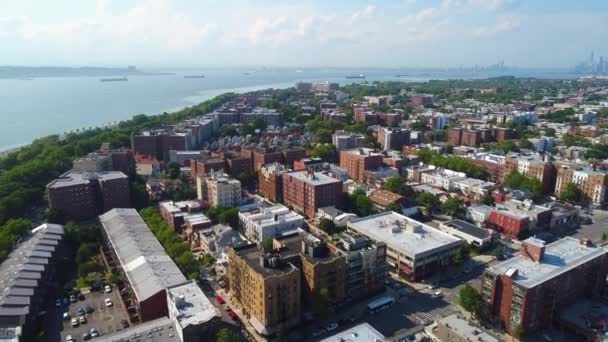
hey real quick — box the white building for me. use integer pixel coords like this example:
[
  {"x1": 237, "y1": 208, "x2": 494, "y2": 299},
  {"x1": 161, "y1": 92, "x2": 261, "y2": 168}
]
[
  {"x1": 348, "y1": 211, "x2": 462, "y2": 280},
  {"x1": 466, "y1": 204, "x2": 492, "y2": 225},
  {"x1": 196, "y1": 224, "x2": 247, "y2": 256},
  {"x1": 239, "y1": 202, "x2": 304, "y2": 242},
  {"x1": 332, "y1": 130, "x2": 365, "y2": 151},
  {"x1": 453, "y1": 178, "x2": 496, "y2": 198},
  {"x1": 197, "y1": 171, "x2": 241, "y2": 208},
  {"x1": 321, "y1": 322, "x2": 385, "y2": 342},
  {"x1": 420, "y1": 168, "x2": 467, "y2": 191},
  {"x1": 438, "y1": 219, "x2": 493, "y2": 249}
]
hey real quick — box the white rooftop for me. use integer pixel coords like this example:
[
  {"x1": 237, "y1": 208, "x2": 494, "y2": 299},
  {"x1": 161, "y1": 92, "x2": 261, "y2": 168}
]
[
  {"x1": 286, "y1": 170, "x2": 342, "y2": 186},
  {"x1": 487, "y1": 237, "x2": 608, "y2": 289},
  {"x1": 239, "y1": 203, "x2": 304, "y2": 228},
  {"x1": 348, "y1": 212, "x2": 462, "y2": 257},
  {"x1": 99, "y1": 209, "x2": 188, "y2": 302},
  {"x1": 167, "y1": 281, "x2": 220, "y2": 329},
  {"x1": 321, "y1": 323, "x2": 385, "y2": 342}
]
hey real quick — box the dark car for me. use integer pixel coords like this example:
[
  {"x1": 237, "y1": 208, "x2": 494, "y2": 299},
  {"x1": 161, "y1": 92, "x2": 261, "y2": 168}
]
[
  {"x1": 77, "y1": 308, "x2": 85, "y2": 317},
  {"x1": 78, "y1": 293, "x2": 85, "y2": 301},
  {"x1": 82, "y1": 331, "x2": 91, "y2": 341},
  {"x1": 121, "y1": 320, "x2": 129, "y2": 328},
  {"x1": 85, "y1": 304, "x2": 94, "y2": 314}
]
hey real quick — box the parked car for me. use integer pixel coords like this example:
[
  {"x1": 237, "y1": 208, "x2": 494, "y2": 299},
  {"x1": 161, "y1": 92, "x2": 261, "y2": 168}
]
[
  {"x1": 79, "y1": 316, "x2": 87, "y2": 324},
  {"x1": 63, "y1": 312, "x2": 70, "y2": 320},
  {"x1": 63, "y1": 298, "x2": 70, "y2": 306},
  {"x1": 69, "y1": 294, "x2": 77, "y2": 303},
  {"x1": 65, "y1": 334, "x2": 75, "y2": 342},
  {"x1": 104, "y1": 285, "x2": 112, "y2": 293},
  {"x1": 82, "y1": 331, "x2": 91, "y2": 341},
  {"x1": 121, "y1": 319, "x2": 129, "y2": 328},
  {"x1": 104, "y1": 298, "x2": 113, "y2": 307},
  {"x1": 89, "y1": 328, "x2": 99, "y2": 337},
  {"x1": 55, "y1": 299, "x2": 62, "y2": 307},
  {"x1": 77, "y1": 308, "x2": 85, "y2": 316},
  {"x1": 325, "y1": 322, "x2": 338, "y2": 332},
  {"x1": 78, "y1": 293, "x2": 85, "y2": 301},
  {"x1": 85, "y1": 304, "x2": 94, "y2": 314},
  {"x1": 216, "y1": 296, "x2": 225, "y2": 305},
  {"x1": 432, "y1": 291, "x2": 442, "y2": 298},
  {"x1": 227, "y1": 309, "x2": 237, "y2": 320},
  {"x1": 71, "y1": 318, "x2": 79, "y2": 327}
]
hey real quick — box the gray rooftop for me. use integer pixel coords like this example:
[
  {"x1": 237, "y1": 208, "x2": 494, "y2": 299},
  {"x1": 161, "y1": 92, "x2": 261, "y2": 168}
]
[
  {"x1": 99, "y1": 209, "x2": 188, "y2": 302},
  {"x1": 0, "y1": 224, "x2": 64, "y2": 319},
  {"x1": 96, "y1": 317, "x2": 179, "y2": 342},
  {"x1": 166, "y1": 281, "x2": 220, "y2": 330},
  {"x1": 285, "y1": 170, "x2": 342, "y2": 186},
  {"x1": 47, "y1": 170, "x2": 127, "y2": 189},
  {"x1": 487, "y1": 237, "x2": 608, "y2": 289},
  {"x1": 321, "y1": 322, "x2": 385, "y2": 342},
  {"x1": 438, "y1": 314, "x2": 498, "y2": 342}
]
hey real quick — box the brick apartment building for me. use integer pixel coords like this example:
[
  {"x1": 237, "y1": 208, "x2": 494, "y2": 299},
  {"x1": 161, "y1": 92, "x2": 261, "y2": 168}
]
[
  {"x1": 219, "y1": 150, "x2": 252, "y2": 178},
  {"x1": 258, "y1": 163, "x2": 286, "y2": 203},
  {"x1": 554, "y1": 162, "x2": 608, "y2": 207},
  {"x1": 190, "y1": 157, "x2": 226, "y2": 180},
  {"x1": 332, "y1": 130, "x2": 366, "y2": 151},
  {"x1": 471, "y1": 158, "x2": 505, "y2": 184},
  {"x1": 504, "y1": 156, "x2": 557, "y2": 194},
  {"x1": 47, "y1": 171, "x2": 130, "y2": 221},
  {"x1": 448, "y1": 127, "x2": 514, "y2": 147},
  {"x1": 339, "y1": 148, "x2": 383, "y2": 182},
  {"x1": 376, "y1": 127, "x2": 410, "y2": 150},
  {"x1": 482, "y1": 237, "x2": 608, "y2": 336},
  {"x1": 282, "y1": 169, "x2": 343, "y2": 218}
]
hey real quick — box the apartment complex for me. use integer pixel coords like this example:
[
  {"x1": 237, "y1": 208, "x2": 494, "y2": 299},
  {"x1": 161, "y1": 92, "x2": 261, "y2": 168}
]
[
  {"x1": 258, "y1": 163, "x2": 285, "y2": 203},
  {"x1": 282, "y1": 169, "x2": 344, "y2": 218},
  {"x1": 339, "y1": 148, "x2": 383, "y2": 182},
  {"x1": 159, "y1": 200, "x2": 208, "y2": 232},
  {"x1": 348, "y1": 212, "x2": 462, "y2": 281},
  {"x1": 376, "y1": 127, "x2": 410, "y2": 151},
  {"x1": 482, "y1": 237, "x2": 608, "y2": 335},
  {"x1": 131, "y1": 115, "x2": 219, "y2": 161},
  {"x1": 227, "y1": 244, "x2": 301, "y2": 336},
  {"x1": 0, "y1": 224, "x2": 65, "y2": 341},
  {"x1": 239, "y1": 202, "x2": 304, "y2": 242},
  {"x1": 504, "y1": 155, "x2": 556, "y2": 194},
  {"x1": 332, "y1": 130, "x2": 365, "y2": 151},
  {"x1": 47, "y1": 171, "x2": 130, "y2": 221},
  {"x1": 197, "y1": 171, "x2": 241, "y2": 208},
  {"x1": 555, "y1": 162, "x2": 608, "y2": 206},
  {"x1": 241, "y1": 108, "x2": 283, "y2": 127},
  {"x1": 73, "y1": 145, "x2": 133, "y2": 175}
]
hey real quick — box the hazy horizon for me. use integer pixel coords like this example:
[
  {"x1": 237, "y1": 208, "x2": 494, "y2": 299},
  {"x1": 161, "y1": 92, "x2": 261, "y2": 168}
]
[{"x1": 2, "y1": 0, "x2": 607, "y2": 69}]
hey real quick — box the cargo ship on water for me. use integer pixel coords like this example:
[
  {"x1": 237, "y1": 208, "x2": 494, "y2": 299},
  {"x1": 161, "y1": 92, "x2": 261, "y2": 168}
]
[
  {"x1": 184, "y1": 75, "x2": 205, "y2": 79},
  {"x1": 100, "y1": 77, "x2": 128, "y2": 82},
  {"x1": 345, "y1": 74, "x2": 366, "y2": 79}
]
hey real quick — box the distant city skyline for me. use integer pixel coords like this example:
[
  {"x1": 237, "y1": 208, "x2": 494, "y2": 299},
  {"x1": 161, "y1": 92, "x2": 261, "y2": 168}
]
[{"x1": 1, "y1": 0, "x2": 607, "y2": 68}]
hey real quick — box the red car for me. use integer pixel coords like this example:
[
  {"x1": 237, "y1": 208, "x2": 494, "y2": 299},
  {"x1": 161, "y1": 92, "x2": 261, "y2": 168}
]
[
  {"x1": 227, "y1": 309, "x2": 237, "y2": 320},
  {"x1": 216, "y1": 296, "x2": 225, "y2": 305}
]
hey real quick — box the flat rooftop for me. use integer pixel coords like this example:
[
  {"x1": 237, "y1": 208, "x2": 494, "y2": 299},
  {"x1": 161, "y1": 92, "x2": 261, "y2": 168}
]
[
  {"x1": 438, "y1": 314, "x2": 498, "y2": 342},
  {"x1": 239, "y1": 203, "x2": 304, "y2": 227},
  {"x1": 321, "y1": 322, "x2": 385, "y2": 342},
  {"x1": 342, "y1": 147, "x2": 381, "y2": 157},
  {"x1": 487, "y1": 237, "x2": 608, "y2": 289},
  {"x1": 442, "y1": 219, "x2": 491, "y2": 240},
  {"x1": 99, "y1": 209, "x2": 188, "y2": 302},
  {"x1": 96, "y1": 317, "x2": 178, "y2": 342},
  {"x1": 348, "y1": 212, "x2": 461, "y2": 257},
  {"x1": 167, "y1": 281, "x2": 220, "y2": 329},
  {"x1": 232, "y1": 244, "x2": 298, "y2": 277},
  {"x1": 285, "y1": 170, "x2": 342, "y2": 186},
  {"x1": 47, "y1": 171, "x2": 126, "y2": 189}
]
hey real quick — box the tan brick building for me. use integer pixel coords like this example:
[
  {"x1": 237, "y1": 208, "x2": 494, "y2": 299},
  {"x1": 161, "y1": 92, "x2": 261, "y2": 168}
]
[
  {"x1": 339, "y1": 148, "x2": 383, "y2": 182},
  {"x1": 258, "y1": 163, "x2": 285, "y2": 203},
  {"x1": 555, "y1": 162, "x2": 608, "y2": 206},
  {"x1": 504, "y1": 156, "x2": 556, "y2": 195}
]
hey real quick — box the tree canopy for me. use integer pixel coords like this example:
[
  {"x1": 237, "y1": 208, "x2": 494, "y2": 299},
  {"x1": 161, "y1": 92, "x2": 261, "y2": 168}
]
[{"x1": 459, "y1": 284, "x2": 483, "y2": 317}]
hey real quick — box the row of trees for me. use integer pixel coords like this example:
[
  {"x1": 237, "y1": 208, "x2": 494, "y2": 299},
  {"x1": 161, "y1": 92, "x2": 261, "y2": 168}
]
[
  {"x1": 416, "y1": 149, "x2": 488, "y2": 180},
  {"x1": 206, "y1": 206, "x2": 239, "y2": 227},
  {"x1": 0, "y1": 219, "x2": 32, "y2": 262},
  {"x1": 503, "y1": 172, "x2": 543, "y2": 198},
  {"x1": 140, "y1": 208, "x2": 200, "y2": 279}
]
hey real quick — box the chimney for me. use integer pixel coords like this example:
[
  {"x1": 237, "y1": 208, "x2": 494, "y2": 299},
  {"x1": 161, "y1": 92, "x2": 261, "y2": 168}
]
[{"x1": 520, "y1": 237, "x2": 546, "y2": 263}]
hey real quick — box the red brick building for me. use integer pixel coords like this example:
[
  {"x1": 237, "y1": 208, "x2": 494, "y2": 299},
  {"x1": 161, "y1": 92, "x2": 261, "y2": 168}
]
[
  {"x1": 245, "y1": 147, "x2": 283, "y2": 173},
  {"x1": 482, "y1": 237, "x2": 608, "y2": 336},
  {"x1": 493, "y1": 127, "x2": 514, "y2": 142},
  {"x1": 190, "y1": 158, "x2": 226, "y2": 179},
  {"x1": 339, "y1": 148, "x2": 383, "y2": 182},
  {"x1": 215, "y1": 150, "x2": 252, "y2": 178},
  {"x1": 293, "y1": 158, "x2": 324, "y2": 171},
  {"x1": 281, "y1": 147, "x2": 307, "y2": 168},
  {"x1": 488, "y1": 200, "x2": 552, "y2": 239},
  {"x1": 282, "y1": 169, "x2": 343, "y2": 218},
  {"x1": 447, "y1": 128, "x2": 463, "y2": 146}
]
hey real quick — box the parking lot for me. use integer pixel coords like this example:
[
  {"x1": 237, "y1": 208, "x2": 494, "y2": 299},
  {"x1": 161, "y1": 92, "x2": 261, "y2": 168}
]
[{"x1": 59, "y1": 287, "x2": 129, "y2": 341}]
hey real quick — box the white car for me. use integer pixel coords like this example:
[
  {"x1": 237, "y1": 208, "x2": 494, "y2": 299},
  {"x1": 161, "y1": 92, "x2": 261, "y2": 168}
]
[
  {"x1": 104, "y1": 298, "x2": 113, "y2": 307},
  {"x1": 71, "y1": 318, "x2": 79, "y2": 327},
  {"x1": 104, "y1": 285, "x2": 112, "y2": 293},
  {"x1": 433, "y1": 291, "x2": 442, "y2": 298},
  {"x1": 63, "y1": 312, "x2": 70, "y2": 320},
  {"x1": 65, "y1": 335, "x2": 75, "y2": 342}
]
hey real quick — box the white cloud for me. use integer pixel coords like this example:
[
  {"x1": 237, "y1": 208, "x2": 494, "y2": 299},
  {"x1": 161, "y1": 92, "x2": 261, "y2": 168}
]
[{"x1": 473, "y1": 15, "x2": 520, "y2": 37}]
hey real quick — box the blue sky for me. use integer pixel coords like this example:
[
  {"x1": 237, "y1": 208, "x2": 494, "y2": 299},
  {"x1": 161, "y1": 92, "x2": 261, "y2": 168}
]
[{"x1": 1, "y1": 0, "x2": 607, "y2": 68}]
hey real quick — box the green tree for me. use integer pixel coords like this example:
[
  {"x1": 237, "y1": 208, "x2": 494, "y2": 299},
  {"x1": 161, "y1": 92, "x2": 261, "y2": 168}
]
[
  {"x1": 559, "y1": 183, "x2": 582, "y2": 204},
  {"x1": 252, "y1": 118, "x2": 267, "y2": 130},
  {"x1": 495, "y1": 140, "x2": 519, "y2": 154},
  {"x1": 519, "y1": 138, "x2": 534, "y2": 150},
  {"x1": 201, "y1": 253, "x2": 216, "y2": 266},
  {"x1": 314, "y1": 128, "x2": 333, "y2": 144},
  {"x1": 215, "y1": 328, "x2": 239, "y2": 342},
  {"x1": 383, "y1": 176, "x2": 405, "y2": 194},
  {"x1": 442, "y1": 197, "x2": 465, "y2": 217},
  {"x1": 386, "y1": 202, "x2": 402, "y2": 213},
  {"x1": 416, "y1": 192, "x2": 440, "y2": 216},
  {"x1": 459, "y1": 284, "x2": 482, "y2": 317},
  {"x1": 218, "y1": 208, "x2": 239, "y2": 228},
  {"x1": 47, "y1": 208, "x2": 66, "y2": 225},
  {"x1": 410, "y1": 121, "x2": 428, "y2": 131},
  {"x1": 76, "y1": 243, "x2": 98, "y2": 264},
  {"x1": 311, "y1": 144, "x2": 337, "y2": 162},
  {"x1": 167, "y1": 162, "x2": 181, "y2": 179},
  {"x1": 318, "y1": 218, "x2": 337, "y2": 235}
]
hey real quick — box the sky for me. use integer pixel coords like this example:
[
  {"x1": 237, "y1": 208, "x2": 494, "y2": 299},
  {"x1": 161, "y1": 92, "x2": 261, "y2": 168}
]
[{"x1": 1, "y1": 0, "x2": 607, "y2": 68}]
